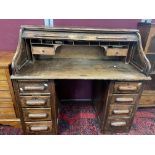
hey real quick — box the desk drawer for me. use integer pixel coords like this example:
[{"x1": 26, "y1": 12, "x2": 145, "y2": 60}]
[
  {"x1": 105, "y1": 118, "x2": 130, "y2": 133},
  {"x1": 23, "y1": 108, "x2": 52, "y2": 121},
  {"x1": 31, "y1": 46, "x2": 55, "y2": 55},
  {"x1": 108, "y1": 104, "x2": 134, "y2": 117},
  {"x1": 0, "y1": 69, "x2": 7, "y2": 80},
  {"x1": 18, "y1": 80, "x2": 51, "y2": 94},
  {"x1": 20, "y1": 96, "x2": 51, "y2": 108},
  {"x1": 25, "y1": 121, "x2": 53, "y2": 134},
  {"x1": 113, "y1": 82, "x2": 142, "y2": 94},
  {"x1": 111, "y1": 94, "x2": 138, "y2": 105}
]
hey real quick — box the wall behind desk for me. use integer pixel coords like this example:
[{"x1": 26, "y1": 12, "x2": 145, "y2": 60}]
[{"x1": 0, "y1": 19, "x2": 141, "y2": 100}]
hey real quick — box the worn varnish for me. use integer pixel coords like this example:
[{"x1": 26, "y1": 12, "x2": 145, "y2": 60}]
[
  {"x1": 11, "y1": 26, "x2": 151, "y2": 134},
  {"x1": 11, "y1": 59, "x2": 150, "y2": 80}
]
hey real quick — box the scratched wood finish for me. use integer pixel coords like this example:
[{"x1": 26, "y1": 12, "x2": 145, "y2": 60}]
[
  {"x1": 0, "y1": 52, "x2": 20, "y2": 128},
  {"x1": 11, "y1": 59, "x2": 150, "y2": 81},
  {"x1": 11, "y1": 27, "x2": 152, "y2": 134}
]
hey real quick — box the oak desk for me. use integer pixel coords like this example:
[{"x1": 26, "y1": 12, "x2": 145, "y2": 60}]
[{"x1": 11, "y1": 27, "x2": 151, "y2": 134}]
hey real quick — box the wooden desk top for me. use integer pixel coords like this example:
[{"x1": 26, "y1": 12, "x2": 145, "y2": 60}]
[
  {"x1": 0, "y1": 51, "x2": 14, "y2": 68},
  {"x1": 11, "y1": 59, "x2": 151, "y2": 81}
]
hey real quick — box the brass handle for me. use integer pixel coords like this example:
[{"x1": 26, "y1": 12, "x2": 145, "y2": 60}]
[
  {"x1": 28, "y1": 113, "x2": 48, "y2": 119},
  {"x1": 26, "y1": 99, "x2": 46, "y2": 106},
  {"x1": 113, "y1": 109, "x2": 129, "y2": 114},
  {"x1": 111, "y1": 121, "x2": 126, "y2": 127},
  {"x1": 23, "y1": 86, "x2": 45, "y2": 91},
  {"x1": 116, "y1": 97, "x2": 134, "y2": 102},
  {"x1": 30, "y1": 126, "x2": 49, "y2": 131},
  {"x1": 118, "y1": 85, "x2": 137, "y2": 91}
]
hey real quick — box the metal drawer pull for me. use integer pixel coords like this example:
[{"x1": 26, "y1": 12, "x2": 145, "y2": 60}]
[
  {"x1": 23, "y1": 86, "x2": 46, "y2": 91},
  {"x1": 26, "y1": 99, "x2": 46, "y2": 106},
  {"x1": 118, "y1": 85, "x2": 137, "y2": 91},
  {"x1": 116, "y1": 97, "x2": 133, "y2": 102},
  {"x1": 113, "y1": 109, "x2": 129, "y2": 114},
  {"x1": 30, "y1": 126, "x2": 49, "y2": 131},
  {"x1": 111, "y1": 121, "x2": 126, "y2": 127},
  {"x1": 28, "y1": 113, "x2": 48, "y2": 119}
]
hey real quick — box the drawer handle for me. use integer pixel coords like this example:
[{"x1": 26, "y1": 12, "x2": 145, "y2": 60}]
[
  {"x1": 111, "y1": 121, "x2": 126, "y2": 127},
  {"x1": 113, "y1": 109, "x2": 129, "y2": 114},
  {"x1": 28, "y1": 113, "x2": 48, "y2": 119},
  {"x1": 23, "y1": 85, "x2": 46, "y2": 91},
  {"x1": 26, "y1": 99, "x2": 46, "y2": 106},
  {"x1": 116, "y1": 97, "x2": 134, "y2": 102},
  {"x1": 30, "y1": 126, "x2": 49, "y2": 131},
  {"x1": 118, "y1": 86, "x2": 137, "y2": 91}
]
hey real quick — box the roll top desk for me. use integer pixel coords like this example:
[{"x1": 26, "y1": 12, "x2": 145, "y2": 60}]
[{"x1": 11, "y1": 26, "x2": 151, "y2": 134}]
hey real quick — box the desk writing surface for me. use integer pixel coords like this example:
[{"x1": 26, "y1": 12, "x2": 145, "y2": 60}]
[{"x1": 11, "y1": 59, "x2": 150, "y2": 81}]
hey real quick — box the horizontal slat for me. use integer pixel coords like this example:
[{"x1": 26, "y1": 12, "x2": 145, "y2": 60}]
[
  {"x1": 0, "y1": 119, "x2": 21, "y2": 128},
  {"x1": 0, "y1": 91, "x2": 12, "y2": 98},
  {"x1": 0, "y1": 69, "x2": 7, "y2": 80},
  {"x1": 0, "y1": 108, "x2": 16, "y2": 119},
  {"x1": 0, "y1": 98, "x2": 14, "y2": 108},
  {"x1": 0, "y1": 81, "x2": 9, "y2": 90}
]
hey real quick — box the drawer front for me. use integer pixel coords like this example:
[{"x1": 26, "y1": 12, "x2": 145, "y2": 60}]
[
  {"x1": 0, "y1": 69, "x2": 7, "y2": 80},
  {"x1": 113, "y1": 82, "x2": 142, "y2": 94},
  {"x1": 0, "y1": 81, "x2": 9, "y2": 90},
  {"x1": 106, "y1": 48, "x2": 128, "y2": 56},
  {"x1": 0, "y1": 90, "x2": 11, "y2": 98},
  {"x1": 31, "y1": 46, "x2": 55, "y2": 55},
  {"x1": 18, "y1": 80, "x2": 51, "y2": 94},
  {"x1": 20, "y1": 96, "x2": 51, "y2": 108},
  {"x1": 108, "y1": 104, "x2": 134, "y2": 117},
  {"x1": 105, "y1": 118, "x2": 130, "y2": 132},
  {"x1": 111, "y1": 94, "x2": 138, "y2": 105},
  {"x1": 25, "y1": 121, "x2": 53, "y2": 134},
  {"x1": 23, "y1": 108, "x2": 52, "y2": 121},
  {"x1": 139, "y1": 94, "x2": 155, "y2": 107},
  {"x1": 0, "y1": 108, "x2": 16, "y2": 119},
  {"x1": 0, "y1": 98, "x2": 14, "y2": 108}
]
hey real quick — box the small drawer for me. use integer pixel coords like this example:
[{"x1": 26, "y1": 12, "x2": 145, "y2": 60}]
[
  {"x1": 20, "y1": 96, "x2": 51, "y2": 108},
  {"x1": 31, "y1": 46, "x2": 55, "y2": 55},
  {"x1": 105, "y1": 118, "x2": 130, "y2": 133},
  {"x1": 18, "y1": 80, "x2": 51, "y2": 95},
  {"x1": 0, "y1": 81, "x2": 9, "y2": 90},
  {"x1": 111, "y1": 94, "x2": 138, "y2": 105},
  {"x1": 105, "y1": 47, "x2": 128, "y2": 56},
  {"x1": 108, "y1": 104, "x2": 134, "y2": 117},
  {"x1": 0, "y1": 69, "x2": 7, "y2": 80},
  {"x1": 23, "y1": 108, "x2": 52, "y2": 121},
  {"x1": 113, "y1": 82, "x2": 142, "y2": 94},
  {"x1": 25, "y1": 121, "x2": 53, "y2": 134}
]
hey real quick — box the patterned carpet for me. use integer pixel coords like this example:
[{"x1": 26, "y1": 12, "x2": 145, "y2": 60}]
[{"x1": 0, "y1": 102, "x2": 155, "y2": 135}]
